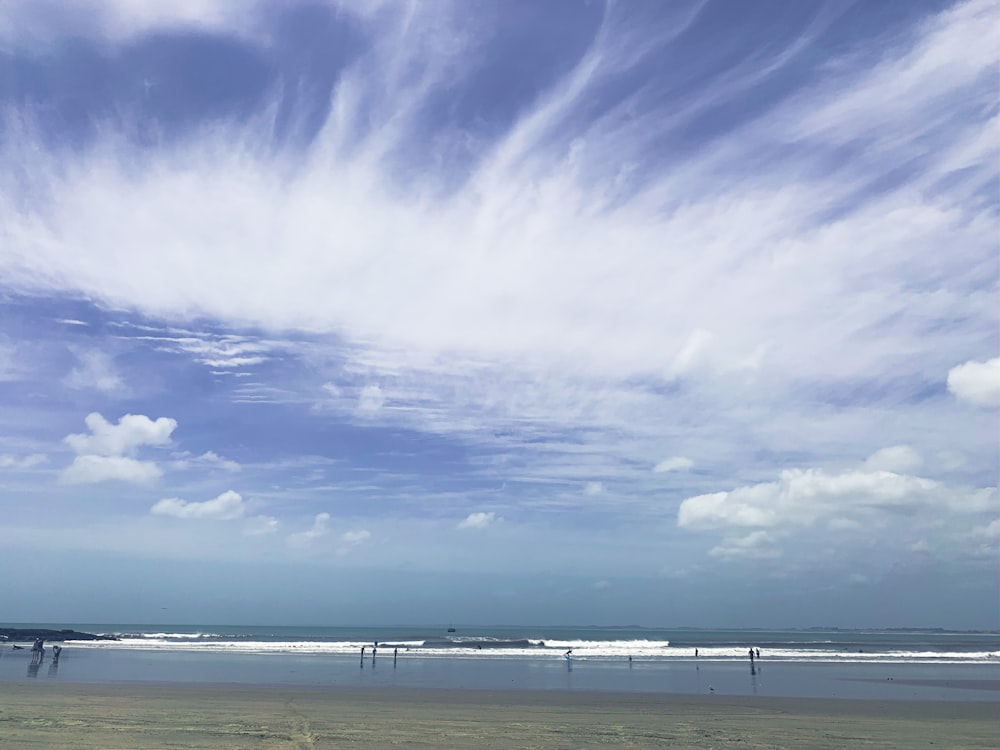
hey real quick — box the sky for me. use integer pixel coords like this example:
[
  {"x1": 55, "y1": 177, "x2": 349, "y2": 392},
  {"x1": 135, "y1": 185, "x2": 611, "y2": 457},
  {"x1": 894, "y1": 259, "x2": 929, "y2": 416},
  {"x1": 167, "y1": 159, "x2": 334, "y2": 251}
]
[{"x1": 0, "y1": 0, "x2": 997, "y2": 629}]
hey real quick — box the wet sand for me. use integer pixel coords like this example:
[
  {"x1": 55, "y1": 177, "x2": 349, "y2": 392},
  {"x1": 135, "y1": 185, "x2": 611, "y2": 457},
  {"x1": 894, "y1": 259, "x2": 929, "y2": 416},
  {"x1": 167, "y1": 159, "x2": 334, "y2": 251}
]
[{"x1": 0, "y1": 682, "x2": 996, "y2": 749}]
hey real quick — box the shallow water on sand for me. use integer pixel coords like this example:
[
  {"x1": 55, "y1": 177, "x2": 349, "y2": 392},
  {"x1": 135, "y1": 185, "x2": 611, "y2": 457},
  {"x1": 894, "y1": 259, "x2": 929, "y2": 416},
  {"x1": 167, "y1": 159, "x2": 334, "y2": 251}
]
[{"x1": 2, "y1": 646, "x2": 997, "y2": 701}]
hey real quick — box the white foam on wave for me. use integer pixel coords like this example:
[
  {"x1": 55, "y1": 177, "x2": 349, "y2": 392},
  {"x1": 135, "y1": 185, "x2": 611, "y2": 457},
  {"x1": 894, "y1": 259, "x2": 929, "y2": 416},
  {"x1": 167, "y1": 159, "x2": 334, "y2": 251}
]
[{"x1": 60, "y1": 637, "x2": 1000, "y2": 664}]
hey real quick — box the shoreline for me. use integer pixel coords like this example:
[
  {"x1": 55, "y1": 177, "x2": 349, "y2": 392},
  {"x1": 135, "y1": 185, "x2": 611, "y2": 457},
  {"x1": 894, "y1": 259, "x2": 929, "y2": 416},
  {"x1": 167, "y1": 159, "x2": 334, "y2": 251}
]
[{"x1": 2, "y1": 682, "x2": 996, "y2": 749}]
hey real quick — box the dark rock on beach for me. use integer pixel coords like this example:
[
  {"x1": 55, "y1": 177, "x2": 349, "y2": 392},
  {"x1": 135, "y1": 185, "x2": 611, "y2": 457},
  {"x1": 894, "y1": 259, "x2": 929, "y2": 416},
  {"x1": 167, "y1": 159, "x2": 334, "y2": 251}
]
[{"x1": 0, "y1": 627, "x2": 117, "y2": 642}]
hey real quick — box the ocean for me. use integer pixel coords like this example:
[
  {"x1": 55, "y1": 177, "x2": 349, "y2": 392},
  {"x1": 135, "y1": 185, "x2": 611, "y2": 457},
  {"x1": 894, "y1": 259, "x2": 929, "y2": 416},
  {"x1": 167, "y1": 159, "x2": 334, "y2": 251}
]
[{"x1": 2, "y1": 624, "x2": 997, "y2": 701}]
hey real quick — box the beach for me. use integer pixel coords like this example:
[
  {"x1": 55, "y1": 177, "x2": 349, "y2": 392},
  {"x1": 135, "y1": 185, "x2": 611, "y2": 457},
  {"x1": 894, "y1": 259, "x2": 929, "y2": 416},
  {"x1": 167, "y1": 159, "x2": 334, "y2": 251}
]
[{"x1": 1, "y1": 682, "x2": 996, "y2": 750}]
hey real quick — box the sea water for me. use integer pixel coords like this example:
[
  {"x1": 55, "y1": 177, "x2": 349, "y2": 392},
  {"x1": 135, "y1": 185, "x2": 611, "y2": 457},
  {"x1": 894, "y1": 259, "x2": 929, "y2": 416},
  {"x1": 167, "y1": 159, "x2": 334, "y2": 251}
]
[{"x1": 2, "y1": 624, "x2": 997, "y2": 701}]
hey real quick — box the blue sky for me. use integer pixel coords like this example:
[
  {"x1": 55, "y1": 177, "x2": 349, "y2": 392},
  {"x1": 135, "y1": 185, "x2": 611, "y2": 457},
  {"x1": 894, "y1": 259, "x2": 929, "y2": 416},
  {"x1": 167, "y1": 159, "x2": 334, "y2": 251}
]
[{"x1": 1, "y1": 0, "x2": 997, "y2": 628}]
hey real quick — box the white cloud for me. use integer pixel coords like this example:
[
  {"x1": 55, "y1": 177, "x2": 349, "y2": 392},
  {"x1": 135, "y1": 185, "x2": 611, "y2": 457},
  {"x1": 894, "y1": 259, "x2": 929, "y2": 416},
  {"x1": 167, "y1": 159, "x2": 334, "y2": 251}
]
[
  {"x1": 654, "y1": 456, "x2": 694, "y2": 473},
  {"x1": 948, "y1": 357, "x2": 1000, "y2": 407},
  {"x1": 357, "y1": 384, "x2": 385, "y2": 413},
  {"x1": 678, "y1": 467, "x2": 996, "y2": 531},
  {"x1": 150, "y1": 490, "x2": 245, "y2": 520},
  {"x1": 62, "y1": 454, "x2": 162, "y2": 484},
  {"x1": 864, "y1": 445, "x2": 922, "y2": 474},
  {"x1": 60, "y1": 412, "x2": 175, "y2": 484},
  {"x1": 0, "y1": 453, "x2": 47, "y2": 469},
  {"x1": 336, "y1": 529, "x2": 371, "y2": 555},
  {"x1": 64, "y1": 413, "x2": 176, "y2": 457},
  {"x1": 244, "y1": 514, "x2": 279, "y2": 536},
  {"x1": 0, "y1": 0, "x2": 995, "y2": 579},
  {"x1": 0, "y1": 0, "x2": 267, "y2": 49},
  {"x1": 171, "y1": 451, "x2": 241, "y2": 472},
  {"x1": 287, "y1": 512, "x2": 331, "y2": 548},
  {"x1": 970, "y1": 518, "x2": 1000, "y2": 539},
  {"x1": 670, "y1": 329, "x2": 712, "y2": 375},
  {"x1": 340, "y1": 529, "x2": 371, "y2": 545},
  {"x1": 709, "y1": 531, "x2": 782, "y2": 560},
  {"x1": 65, "y1": 349, "x2": 123, "y2": 393},
  {"x1": 1, "y1": 0, "x2": 992, "y2": 395},
  {"x1": 457, "y1": 511, "x2": 499, "y2": 530},
  {"x1": 584, "y1": 481, "x2": 604, "y2": 496}
]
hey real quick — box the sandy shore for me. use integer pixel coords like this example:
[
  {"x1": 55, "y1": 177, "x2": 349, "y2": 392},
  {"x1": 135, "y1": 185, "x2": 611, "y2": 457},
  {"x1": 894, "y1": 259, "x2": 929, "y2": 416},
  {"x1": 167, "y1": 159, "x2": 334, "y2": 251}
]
[{"x1": 0, "y1": 682, "x2": 995, "y2": 749}]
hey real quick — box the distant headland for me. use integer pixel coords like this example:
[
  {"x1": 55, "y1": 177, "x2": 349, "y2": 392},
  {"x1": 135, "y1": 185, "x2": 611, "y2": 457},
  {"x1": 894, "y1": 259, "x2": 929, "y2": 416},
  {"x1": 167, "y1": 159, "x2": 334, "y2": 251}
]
[{"x1": 0, "y1": 627, "x2": 116, "y2": 642}]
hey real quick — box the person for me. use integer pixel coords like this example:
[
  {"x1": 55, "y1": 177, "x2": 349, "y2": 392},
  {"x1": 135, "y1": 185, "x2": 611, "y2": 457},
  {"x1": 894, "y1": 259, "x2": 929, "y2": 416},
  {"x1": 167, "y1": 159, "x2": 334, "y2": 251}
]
[
  {"x1": 695, "y1": 648, "x2": 699, "y2": 657},
  {"x1": 53, "y1": 645, "x2": 63, "y2": 661},
  {"x1": 748, "y1": 647, "x2": 755, "y2": 661},
  {"x1": 755, "y1": 647, "x2": 760, "y2": 659}
]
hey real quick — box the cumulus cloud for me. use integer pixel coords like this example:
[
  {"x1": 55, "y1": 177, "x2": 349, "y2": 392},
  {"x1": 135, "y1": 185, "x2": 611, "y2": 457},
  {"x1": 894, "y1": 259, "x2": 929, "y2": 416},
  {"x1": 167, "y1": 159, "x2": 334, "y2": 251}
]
[
  {"x1": 62, "y1": 454, "x2": 162, "y2": 484},
  {"x1": 457, "y1": 511, "x2": 500, "y2": 530},
  {"x1": 584, "y1": 481, "x2": 604, "y2": 496},
  {"x1": 64, "y1": 413, "x2": 176, "y2": 457},
  {"x1": 654, "y1": 456, "x2": 694, "y2": 473},
  {"x1": 864, "y1": 445, "x2": 922, "y2": 474},
  {"x1": 678, "y1": 467, "x2": 996, "y2": 532},
  {"x1": 287, "y1": 512, "x2": 330, "y2": 548},
  {"x1": 947, "y1": 357, "x2": 1000, "y2": 407},
  {"x1": 151, "y1": 490, "x2": 245, "y2": 520},
  {"x1": 61, "y1": 412, "x2": 176, "y2": 483}
]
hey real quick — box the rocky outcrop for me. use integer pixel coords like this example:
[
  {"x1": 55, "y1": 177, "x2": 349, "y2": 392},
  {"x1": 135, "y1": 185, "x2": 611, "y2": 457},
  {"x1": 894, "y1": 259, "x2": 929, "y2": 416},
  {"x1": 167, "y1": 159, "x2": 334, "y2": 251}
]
[{"x1": 0, "y1": 627, "x2": 117, "y2": 642}]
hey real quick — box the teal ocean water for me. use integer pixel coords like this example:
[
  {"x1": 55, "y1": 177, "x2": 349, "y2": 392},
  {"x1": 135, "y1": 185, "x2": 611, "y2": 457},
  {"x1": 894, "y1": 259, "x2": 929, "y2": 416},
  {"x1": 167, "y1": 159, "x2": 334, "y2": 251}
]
[{"x1": 3, "y1": 624, "x2": 998, "y2": 701}]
